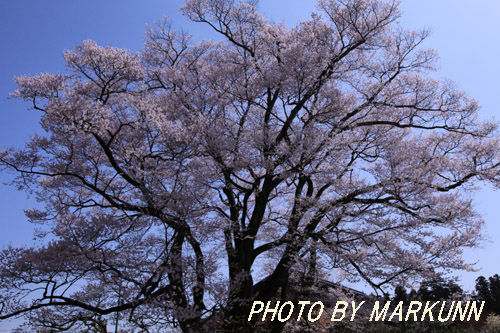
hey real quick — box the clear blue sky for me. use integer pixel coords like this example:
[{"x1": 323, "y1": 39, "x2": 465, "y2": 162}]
[{"x1": 1, "y1": 1, "x2": 499, "y2": 328}]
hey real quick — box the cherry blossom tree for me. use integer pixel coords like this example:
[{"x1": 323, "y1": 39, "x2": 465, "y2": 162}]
[{"x1": 1, "y1": 0, "x2": 500, "y2": 331}]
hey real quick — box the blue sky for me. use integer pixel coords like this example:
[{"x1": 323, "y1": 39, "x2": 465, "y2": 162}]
[{"x1": 0, "y1": 1, "x2": 499, "y2": 327}]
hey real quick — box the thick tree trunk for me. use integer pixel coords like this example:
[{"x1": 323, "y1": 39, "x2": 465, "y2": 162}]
[{"x1": 221, "y1": 270, "x2": 255, "y2": 331}]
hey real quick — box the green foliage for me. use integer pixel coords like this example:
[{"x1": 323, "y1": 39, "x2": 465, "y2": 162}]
[
  {"x1": 417, "y1": 277, "x2": 463, "y2": 301},
  {"x1": 475, "y1": 274, "x2": 500, "y2": 315}
]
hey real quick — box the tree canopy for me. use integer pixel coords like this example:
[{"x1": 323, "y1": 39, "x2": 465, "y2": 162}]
[
  {"x1": 1, "y1": 0, "x2": 500, "y2": 331},
  {"x1": 475, "y1": 274, "x2": 500, "y2": 315}
]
